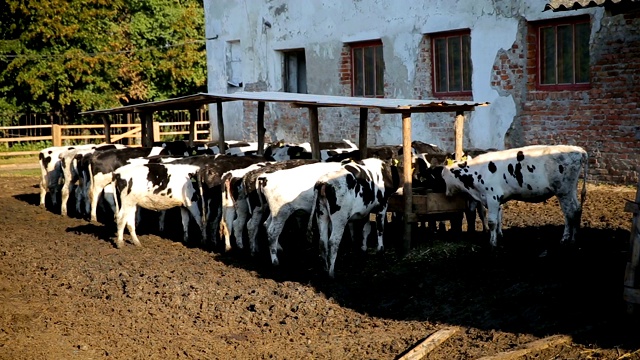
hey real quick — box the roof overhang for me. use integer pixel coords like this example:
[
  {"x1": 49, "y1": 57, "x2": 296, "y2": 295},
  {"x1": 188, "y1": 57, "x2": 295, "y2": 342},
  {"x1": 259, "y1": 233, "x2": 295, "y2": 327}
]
[
  {"x1": 79, "y1": 91, "x2": 489, "y2": 117},
  {"x1": 544, "y1": 0, "x2": 640, "y2": 12}
]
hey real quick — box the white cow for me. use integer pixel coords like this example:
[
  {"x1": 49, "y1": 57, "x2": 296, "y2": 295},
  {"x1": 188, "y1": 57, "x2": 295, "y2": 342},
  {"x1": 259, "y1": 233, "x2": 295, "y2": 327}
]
[
  {"x1": 311, "y1": 158, "x2": 402, "y2": 278},
  {"x1": 437, "y1": 145, "x2": 588, "y2": 248},
  {"x1": 250, "y1": 161, "x2": 343, "y2": 263},
  {"x1": 111, "y1": 163, "x2": 205, "y2": 248},
  {"x1": 264, "y1": 139, "x2": 358, "y2": 161}
]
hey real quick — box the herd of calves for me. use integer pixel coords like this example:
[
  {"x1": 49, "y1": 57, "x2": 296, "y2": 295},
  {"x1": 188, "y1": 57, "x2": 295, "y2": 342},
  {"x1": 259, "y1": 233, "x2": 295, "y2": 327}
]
[{"x1": 37, "y1": 139, "x2": 589, "y2": 277}]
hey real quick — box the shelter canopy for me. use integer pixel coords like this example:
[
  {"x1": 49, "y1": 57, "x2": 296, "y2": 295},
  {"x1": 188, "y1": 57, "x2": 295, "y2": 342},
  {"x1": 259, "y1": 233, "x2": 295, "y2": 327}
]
[{"x1": 78, "y1": 91, "x2": 487, "y2": 116}]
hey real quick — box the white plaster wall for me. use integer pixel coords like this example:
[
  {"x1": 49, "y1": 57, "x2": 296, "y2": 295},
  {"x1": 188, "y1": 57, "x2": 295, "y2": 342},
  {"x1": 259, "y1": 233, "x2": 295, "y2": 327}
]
[{"x1": 204, "y1": 0, "x2": 599, "y2": 148}]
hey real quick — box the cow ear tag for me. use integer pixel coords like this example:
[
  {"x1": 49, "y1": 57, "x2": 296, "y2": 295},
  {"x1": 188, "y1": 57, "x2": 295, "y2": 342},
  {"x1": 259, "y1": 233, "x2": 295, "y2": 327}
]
[{"x1": 393, "y1": 159, "x2": 399, "y2": 166}]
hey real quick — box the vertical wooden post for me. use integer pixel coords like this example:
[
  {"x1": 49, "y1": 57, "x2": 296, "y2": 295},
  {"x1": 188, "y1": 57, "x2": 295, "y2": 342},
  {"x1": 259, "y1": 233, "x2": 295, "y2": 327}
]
[
  {"x1": 140, "y1": 112, "x2": 154, "y2": 147},
  {"x1": 188, "y1": 107, "x2": 197, "y2": 146},
  {"x1": 152, "y1": 122, "x2": 160, "y2": 142},
  {"x1": 309, "y1": 106, "x2": 320, "y2": 160},
  {"x1": 52, "y1": 124, "x2": 62, "y2": 146},
  {"x1": 102, "y1": 115, "x2": 112, "y2": 144},
  {"x1": 454, "y1": 111, "x2": 465, "y2": 161},
  {"x1": 624, "y1": 170, "x2": 640, "y2": 313},
  {"x1": 216, "y1": 101, "x2": 226, "y2": 153},
  {"x1": 401, "y1": 111, "x2": 413, "y2": 257},
  {"x1": 359, "y1": 107, "x2": 368, "y2": 158},
  {"x1": 257, "y1": 101, "x2": 266, "y2": 155}
]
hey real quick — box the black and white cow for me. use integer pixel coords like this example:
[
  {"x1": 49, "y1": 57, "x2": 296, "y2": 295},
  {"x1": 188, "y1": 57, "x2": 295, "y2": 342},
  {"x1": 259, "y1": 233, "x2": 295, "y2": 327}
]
[
  {"x1": 196, "y1": 155, "x2": 269, "y2": 246},
  {"x1": 433, "y1": 145, "x2": 588, "y2": 248},
  {"x1": 263, "y1": 139, "x2": 358, "y2": 161},
  {"x1": 311, "y1": 158, "x2": 401, "y2": 278},
  {"x1": 58, "y1": 144, "x2": 125, "y2": 216},
  {"x1": 235, "y1": 159, "x2": 320, "y2": 254},
  {"x1": 38, "y1": 144, "x2": 97, "y2": 209},
  {"x1": 86, "y1": 147, "x2": 169, "y2": 222},
  {"x1": 219, "y1": 161, "x2": 275, "y2": 251},
  {"x1": 111, "y1": 163, "x2": 205, "y2": 248},
  {"x1": 250, "y1": 161, "x2": 343, "y2": 262}
]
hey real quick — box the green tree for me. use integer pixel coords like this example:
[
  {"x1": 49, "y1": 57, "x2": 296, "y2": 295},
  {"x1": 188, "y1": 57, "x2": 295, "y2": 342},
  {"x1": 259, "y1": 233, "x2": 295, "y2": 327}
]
[{"x1": 0, "y1": 0, "x2": 207, "y2": 125}]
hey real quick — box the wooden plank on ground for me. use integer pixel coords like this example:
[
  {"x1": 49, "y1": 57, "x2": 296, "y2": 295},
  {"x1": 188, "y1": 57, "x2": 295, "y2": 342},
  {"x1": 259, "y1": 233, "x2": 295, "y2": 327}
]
[
  {"x1": 398, "y1": 327, "x2": 459, "y2": 360},
  {"x1": 476, "y1": 335, "x2": 571, "y2": 360}
]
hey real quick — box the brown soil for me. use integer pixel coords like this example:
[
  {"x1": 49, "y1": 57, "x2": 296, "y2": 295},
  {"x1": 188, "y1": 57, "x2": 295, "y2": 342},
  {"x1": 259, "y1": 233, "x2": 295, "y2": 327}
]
[{"x1": 1, "y1": 175, "x2": 639, "y2": 359}]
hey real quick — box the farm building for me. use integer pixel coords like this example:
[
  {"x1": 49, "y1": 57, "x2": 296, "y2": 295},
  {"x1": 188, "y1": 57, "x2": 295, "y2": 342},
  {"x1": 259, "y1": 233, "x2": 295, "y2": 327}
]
[{"x1": 203, "y1": 0, "x2": 640, "y2": 184}]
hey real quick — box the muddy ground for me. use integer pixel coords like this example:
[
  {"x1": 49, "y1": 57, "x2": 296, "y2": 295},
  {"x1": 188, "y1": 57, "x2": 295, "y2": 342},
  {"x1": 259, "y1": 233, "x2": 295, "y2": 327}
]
[{"x1": 1, "y1": 175, "x2": 639, "y2": 359}]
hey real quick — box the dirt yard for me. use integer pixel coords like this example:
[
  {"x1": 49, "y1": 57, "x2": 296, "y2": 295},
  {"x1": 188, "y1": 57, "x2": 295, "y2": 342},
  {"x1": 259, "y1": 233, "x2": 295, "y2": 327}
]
[{"x1": 1, "y1": 174, "x2": 639, "y2": 359}]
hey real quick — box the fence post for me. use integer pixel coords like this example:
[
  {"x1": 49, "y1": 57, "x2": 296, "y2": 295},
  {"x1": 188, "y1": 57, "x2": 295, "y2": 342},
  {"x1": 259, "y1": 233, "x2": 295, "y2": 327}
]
[
  {"x1": 52, "y1": 124, "x2": 62, "y2": 146},
  {"x1": 153, "y1": 121, "x2": 160, "y2": 142}
]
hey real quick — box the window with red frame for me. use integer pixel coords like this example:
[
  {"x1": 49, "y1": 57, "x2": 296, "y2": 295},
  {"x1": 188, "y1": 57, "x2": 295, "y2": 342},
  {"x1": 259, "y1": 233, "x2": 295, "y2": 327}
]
[
  {"x1": 536, "y1": 16, "x2": 590, "y2": 88},
  {"x1": 432, "y1": 30, "x2": 472, "y2": 96},
  {"x1": 351, "y1": 41, "x2": 384, "y2": 97}
]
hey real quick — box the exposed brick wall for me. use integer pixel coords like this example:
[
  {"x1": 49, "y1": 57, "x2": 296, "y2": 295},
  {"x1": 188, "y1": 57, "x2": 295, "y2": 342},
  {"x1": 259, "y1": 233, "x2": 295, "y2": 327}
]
[{"x1": 491, "y1": 13, "x2": 639, "y2": 184}]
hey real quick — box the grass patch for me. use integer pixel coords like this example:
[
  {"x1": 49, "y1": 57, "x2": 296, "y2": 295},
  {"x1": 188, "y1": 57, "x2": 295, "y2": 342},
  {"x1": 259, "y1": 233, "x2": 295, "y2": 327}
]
[
  {"x1": 0, "y1": 168, "x2": 40, "y2": 177},
  {"x1": 0, "y1": 155, "x2": 39, "y2": 166}
]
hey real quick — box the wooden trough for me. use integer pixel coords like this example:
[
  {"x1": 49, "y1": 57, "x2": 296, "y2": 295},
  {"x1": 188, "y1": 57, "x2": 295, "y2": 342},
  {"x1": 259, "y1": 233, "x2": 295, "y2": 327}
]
[{"x1": 79, "y1": 91, "x2": 489, "y2": 256}]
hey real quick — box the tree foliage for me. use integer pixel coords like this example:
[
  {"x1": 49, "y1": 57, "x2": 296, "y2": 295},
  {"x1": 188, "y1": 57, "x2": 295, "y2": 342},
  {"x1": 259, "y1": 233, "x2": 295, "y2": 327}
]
[{"x1": 0, "y1": 0, "x2": 207, "y2": 124}]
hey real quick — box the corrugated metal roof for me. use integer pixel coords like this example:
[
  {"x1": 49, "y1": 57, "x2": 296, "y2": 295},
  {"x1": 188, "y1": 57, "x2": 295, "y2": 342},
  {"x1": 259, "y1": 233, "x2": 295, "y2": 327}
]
[
  {"x1": 544, "y1": 0, "x2": 638, "y2": 11},
  {"x1": 79, "y1": 91, "x2": 489, "y2": 116}
]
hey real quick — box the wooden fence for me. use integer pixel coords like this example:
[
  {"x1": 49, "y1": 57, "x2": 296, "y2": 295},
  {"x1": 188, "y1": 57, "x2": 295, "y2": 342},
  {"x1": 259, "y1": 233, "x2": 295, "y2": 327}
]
[{"x1": 0, "y1": 121, "x2": 211, "y2": 157}]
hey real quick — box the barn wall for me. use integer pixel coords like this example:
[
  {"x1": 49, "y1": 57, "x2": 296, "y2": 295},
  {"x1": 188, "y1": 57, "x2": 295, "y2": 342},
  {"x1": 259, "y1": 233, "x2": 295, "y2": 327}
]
[{"x1": 204, "y1": 0, "x2": 639, "y2": 184}]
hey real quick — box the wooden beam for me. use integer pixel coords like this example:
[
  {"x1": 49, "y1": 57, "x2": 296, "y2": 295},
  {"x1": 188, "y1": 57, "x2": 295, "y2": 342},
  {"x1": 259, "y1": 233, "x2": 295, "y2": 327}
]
[
  {"x1": 476, "y1": 335, "x2": 571, "y2": 360},
  {"x1": 217, "y1": 101, "x2": 226, "y2": 153},
  {"x1": 188, "y1": 107, "x2": 197, "y2": 146},
  {"x1": 454, "y1": 111, "x2": 464, "y2": 161},
  {"x1": 102, "y1": 115, "x2": 112, "y2": 144},
  {"x1": 309, "y1": 106, "x2": 320, "y2": 160},
  {"x1": 359, "y1": 107, "x2": 368, "y2": 158},
  {"x1": 398, "y1": 327, "x2": 459, "y2": 360},
  {"x1": 140, "y1": 112, "x2": 154, "y2": 147},
  {"x1": 257, "y1": 101, "x2": 266, "y2": 155},
  {"x1": 401, "y1": 111, "x2": 413, "y2": 257}
]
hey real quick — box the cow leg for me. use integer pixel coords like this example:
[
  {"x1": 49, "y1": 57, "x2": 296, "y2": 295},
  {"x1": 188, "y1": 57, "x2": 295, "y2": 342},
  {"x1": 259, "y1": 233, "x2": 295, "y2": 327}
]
[
  {"x1": 233, "y1": 199, "x2": 249, "y2": 249},
  {"x1": 39, "y1": 176, "x2": 47, "y2": 207},
  {"x1": 486, "y1": 200, "x2": 502, "y2": 248},
  {"x1": 74, "y1": 185, "x2": 84, "y2": 216},
  {"x1": 477, "y1": 202, "x2": 488, "y2": 232},
  {"x1": 158, "y1": 210, "x2": 166, "y2": 232},
  {"x1": 60, "y1": 182, "x2": 72, "y2": 216},
  {"x1": 374, "y1": 210, "x2": 387, "y2": 252},
  {"x1": 359, "y1": 221, "x2": 369, "y2": 251},
  {"x1": 180, "y1": 208, "x2": 191, "y2": 244},
  {"x1": 557, "y1": 194, "x2": 581, "y2": 244},
  {"x1": 115, "y1": 208, "x2": 127, "y2": 249},
  {"x1": 210, "y1": 202, "x2": 222, "y2": 245},
  {"x1": 89, "y1": 183, "x2": 101, "y2": 222},
  {"x1": 184, "y1": 201, "x2": 206, "y2": 243},
  {"x1": 247, "y1": 206, "x2": 265, "y2": 255},
  {"x1": 220, "y1": 205, "x2": 234, "y2": 252},
  {"x1": 125, "y1": 207, "x2": 142, "y2": 247},
  {"x1": 465, "y1": 200, "x2": 477, "y2": 232}
]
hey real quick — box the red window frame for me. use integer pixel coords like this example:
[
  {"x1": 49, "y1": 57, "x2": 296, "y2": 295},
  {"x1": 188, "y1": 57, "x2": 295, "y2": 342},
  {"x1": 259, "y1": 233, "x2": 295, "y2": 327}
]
[
  {"x1": 431, "y1": 30, "x2": 472, "y2": 97},
  {"x1": 534, "y1": 15, "x2": 591, "y2": 91},
  {"x1": 350, "y1": 40, "x2": 385, "y2": 98}
]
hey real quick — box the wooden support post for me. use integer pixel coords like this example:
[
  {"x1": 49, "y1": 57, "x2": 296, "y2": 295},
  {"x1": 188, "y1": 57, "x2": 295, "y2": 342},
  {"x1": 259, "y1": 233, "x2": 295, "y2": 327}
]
[
  {"x1": 401, "y1": 111, "x2": 413, "y2": 257},
  {"x1": 217, "y1": 101, "x2": 226, "y2": 153},
  {"x1": 359, "y1": 107, "x2": 368, "y2": 158},
  {"x1": 624, "y1": 169, "x2": 640, "y2": 314},
  {"x1": 188, "y1": 107, "x2": 197, "y2": 146},
  {"x1": 454, "y1": 111, "x2": 464, "y2": 161},
  {"x1": 309, "y1": 106, "x2": 320, "y2": 160},
  {"x1": 257, "y1": 101, "x2": 266, "y2": 155},
  {"x1": 102, "y1": 116, "x2": 111, "y2": 144},
  {"x1": 152, "y1": 122, "x2": 160, "y2": 142},
  {"x1": 52, "y1": 124, "x2": 62, "y2": 146},
  {"x1": 140, "y1": 112, "x2": 154, "y2": 147}
]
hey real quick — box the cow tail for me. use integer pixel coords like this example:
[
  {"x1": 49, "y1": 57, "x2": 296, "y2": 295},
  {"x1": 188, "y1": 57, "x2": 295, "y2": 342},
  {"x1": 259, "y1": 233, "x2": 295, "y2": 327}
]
[
  {"x1": 580, "y1": 150, "x2": 588, "y2": 207},
  {"x1": 306, "y1": 186, "x2": 321, "y2": 243},
  {"x1": 197, "y1": 170, "x2": 207, "y2": 227},
  {"x1": 111, "y1": 175, "x2": 120, "y2": 217}
]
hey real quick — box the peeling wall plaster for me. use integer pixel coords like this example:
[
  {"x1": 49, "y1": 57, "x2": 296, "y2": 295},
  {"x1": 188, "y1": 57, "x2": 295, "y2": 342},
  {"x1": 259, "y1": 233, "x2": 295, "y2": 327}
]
[{"x1": 205, "y1": 0, "x2": 597, "y2": 148}]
